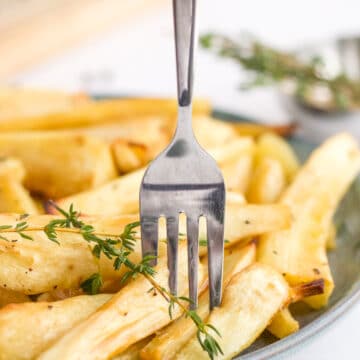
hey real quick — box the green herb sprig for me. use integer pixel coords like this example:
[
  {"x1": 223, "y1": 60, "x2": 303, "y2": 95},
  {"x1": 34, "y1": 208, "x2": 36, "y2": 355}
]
[
  {"x1": 0, "y1": 203, "x2": 222, "y2": 359},
  {"x1": 200, "y1": 33, "x2": 360, "y2": 111}
]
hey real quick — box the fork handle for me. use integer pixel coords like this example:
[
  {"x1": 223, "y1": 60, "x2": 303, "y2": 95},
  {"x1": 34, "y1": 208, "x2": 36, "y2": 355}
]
[{"x1": 173, "y1": 0, "x2": 196, "y2": 107}]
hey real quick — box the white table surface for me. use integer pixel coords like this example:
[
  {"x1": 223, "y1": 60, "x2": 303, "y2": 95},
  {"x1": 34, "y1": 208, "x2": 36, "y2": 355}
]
[{"x1": 11, "y1": 1, "x2": 360, "y2": 358}]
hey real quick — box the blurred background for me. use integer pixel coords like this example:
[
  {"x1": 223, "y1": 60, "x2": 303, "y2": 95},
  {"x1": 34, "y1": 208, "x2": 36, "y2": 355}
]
[{"x1": 3, "y1": 0, "x2": 360, "y2": 129}]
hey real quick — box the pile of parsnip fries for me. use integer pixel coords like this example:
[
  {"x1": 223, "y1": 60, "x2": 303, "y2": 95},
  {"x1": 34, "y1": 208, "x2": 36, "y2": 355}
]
[{"x1": 0, "y1": 88, "x2": 359, "y2": 360}]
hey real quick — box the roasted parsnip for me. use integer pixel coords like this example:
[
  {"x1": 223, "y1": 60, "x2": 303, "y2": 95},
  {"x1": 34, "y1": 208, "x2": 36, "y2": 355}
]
[
  {"x1": 247, "y1": 157, "x2": 286, "y2": 204},
  {"x1": 112, "y1": 337, "x2": 153, "y2": 360},
  {"x1": 38, "y1": 245, "x2": 206, "y2": 360},
  {"x1": 231, "y1": 122, "x2": 297, "y2": 138},
  {"x1": 0, "y1": 88, "x2": 89, "y2": 130},
  {"x1": 0, "y1": 287, "x2": 29, "y2": 308},
  {"x1": 258, "y1": 133, "x2": 360, "y2": 308},
  {"x1": 192, "y1": 116, "x2": 239, "y2": 149},
  {"x1": 0, "y1": 214, "x2": 140, "y2": 294},
  {"x1": 0, "y1": 132, "x2": 117, "y2": 198},
  {"x1": 175, "y1": 264, "x2": 290, "y2": 360},
  {"x1": 255, "y1": 132, "x2": 300, "y2": 182},
  {"x1": 0, "y1": 181, "x2": 38, "y2": 214},
  {"x1": 55, "y1": 137, "x2": 256, "y2": 216},
  {"x1": 267, "y1": 307, "x2": 299, "y2": 339},
  {"x1": 176, "y1": 266, "x2": 324, "y2": 360},
  {"x1": 0, "y1": 98, "x2": 210, "y2": 131},
  {"x1": 0, "y1": 157, "x2": 38, "y2": 213},
  {"x1": 0, "y1": 200, "x2": 290, "y2": 294},
  {"x1": 0, "y1": 294, "x2": 112, "y2": 360},
  {"x1": 140, "y1": 243, "x2": 256, "y2": 360}
]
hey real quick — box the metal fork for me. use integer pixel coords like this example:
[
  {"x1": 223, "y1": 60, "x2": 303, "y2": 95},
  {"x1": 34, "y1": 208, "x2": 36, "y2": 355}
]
[{"x1": 140, "y1": 0, "x2": 225, "y2": 309}]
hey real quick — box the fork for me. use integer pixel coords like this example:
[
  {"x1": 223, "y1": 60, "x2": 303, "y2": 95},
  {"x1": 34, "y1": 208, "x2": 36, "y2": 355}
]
[{"x1": 140, "y1": 0, "x2": 225, "y2": 309}]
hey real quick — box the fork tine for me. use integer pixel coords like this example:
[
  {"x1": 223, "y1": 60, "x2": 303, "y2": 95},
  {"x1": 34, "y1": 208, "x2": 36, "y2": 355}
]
[
  {"x1": 166, "y1": 215, "x2": 179, "y2": 295},
  {"x1": 207, "y1": 217, "x2": 225, "y2": 309},
  {"x1": 140, "y1": 215, "x2": 159, "y2": 266},
  {"x1": 186, "y1": 215, "x2": 199, "y2": 309}
]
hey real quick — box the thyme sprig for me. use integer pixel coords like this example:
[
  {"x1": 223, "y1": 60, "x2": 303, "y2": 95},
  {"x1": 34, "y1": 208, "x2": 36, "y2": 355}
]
[
  {"x1": 0, "y1": 204, "x2": 223, "y2": 359},
  {"x1": 0, "y1": 215, "x2": 33, "y2": 241},
  {"x1": 200, "y1": 32, "x2": 360, "y2": 111}
]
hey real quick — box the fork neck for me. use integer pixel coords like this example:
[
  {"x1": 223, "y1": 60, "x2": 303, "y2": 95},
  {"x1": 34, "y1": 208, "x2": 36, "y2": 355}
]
[{"x1": 175, "y1": 105, "x2": 194, "y2": 138}]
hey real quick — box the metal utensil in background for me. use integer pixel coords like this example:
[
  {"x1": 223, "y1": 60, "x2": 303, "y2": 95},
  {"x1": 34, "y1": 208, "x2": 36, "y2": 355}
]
[
  {"x1": 281, "y1": 35, "x2": 360, "y2": 143},
  {"x1": 139, "y1": 0, "x2": 225, "y2": 309}
]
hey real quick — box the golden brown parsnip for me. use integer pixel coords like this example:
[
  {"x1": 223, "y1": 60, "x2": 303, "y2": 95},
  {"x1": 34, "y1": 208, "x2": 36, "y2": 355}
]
[
  {"x1": 247, "y1": 157, "x2": 286, "y2": 203},
  {"x1": 0, "y1": 294, "x2": 111, "y2": 360},
  {"x1": 0, "y1": 88, "x2": 89, "y2": 129},
  {"x1": 54, "y1": 167, "x2": 145, "y2": 215},
  {"x1": 255, "y1": 132, "x2": 300, "y2": 181},
  {"x1": 193, "y1": 117, "x2": 241, "y2": 150},
  {"x1": 267, "y1": 307, "x2": 299, "y2": 339},
  {"x1": 0, "y1": 287, "x2": 29, "y2": 308},
  {"x1": 0, "y1": 201, "x2": 290, "y2": 294},
  {"x1": 39, "y1": 245, "x2": 206, "y2": 360},
  {"x1": 212, "y1": 202, "x2": 291, "y2": 256},
  {"x1": 0, "y1": 158, "x2": 38, "y2": 214},
  {"x1": 267, "y1": 279, "x2": 325, "y2": 339},
  {"x1": 175, "y1": 264, "x2": 290, "y2": 360},
  {"x1": 0, "y1": 97, "x2": 210, "y2": 131},
  {"x1": 0, "y1": 158, "x2": 25, "y2": 182},
  {"x1": 111, "y1": 337, "x2": 153, "y2": 360},
  {"x1": 0, "y1": 181, "x2": 39, "y2": 214},
  {"x1": 56, "y1": 118, "x2": 170, "y2": 175},
  {"x1": 221, "y1": 155, "x2": 253, "y2": 193},
  {"x1": 140, "y1": 243, "x2": 256, "y2": 360},
  {"x1": 0, "y1": 214, "x2": 139, "y2": 294},
  {"x1": 230, "y1": 122, "x2": 297, "y2": 138},
  {"x1": 55, "y1": 137, "x2": 257, "y2": 216},
  {"x1": 0, "y1": 132, "x2": 117, "y2": 198},
  {"x1": 326, "y1": 222, "x2": 337, "y2": 250},
  {"x1": 258, "y1": 133, "x2": 360, "y2": 308}
]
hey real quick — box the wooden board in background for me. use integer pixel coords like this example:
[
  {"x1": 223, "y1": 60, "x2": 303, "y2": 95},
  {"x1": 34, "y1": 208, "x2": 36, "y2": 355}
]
[{"x1": 0, "y1": 0, "x2": 167, "y2": 80}]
